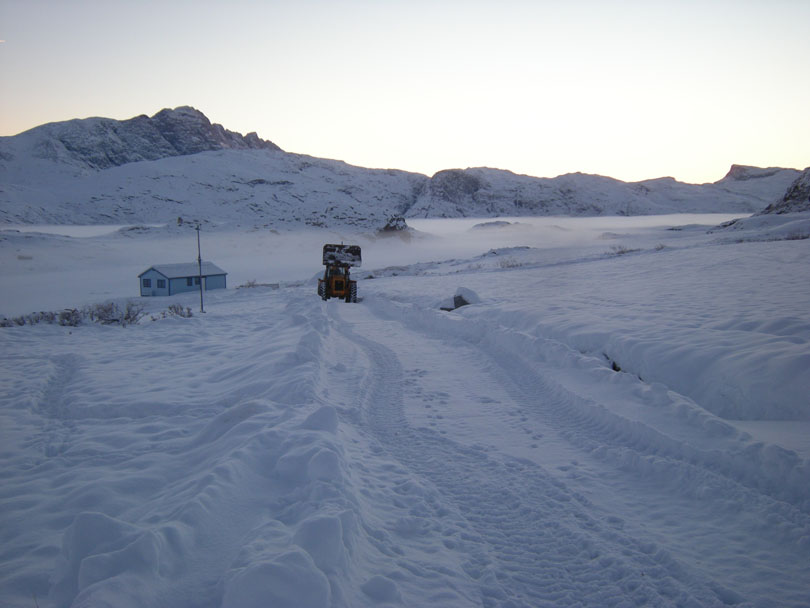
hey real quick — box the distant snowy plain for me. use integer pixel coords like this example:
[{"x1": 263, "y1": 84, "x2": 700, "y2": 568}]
[{"x1": 1, "y1": 214, "x2": 809, "y2": 607}]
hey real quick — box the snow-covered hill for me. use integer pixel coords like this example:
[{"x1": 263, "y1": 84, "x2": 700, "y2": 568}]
[
  {"x1": 710, "y1": 167, "x2": 810, "y2": 240},
  {"x1": 407, "y1": 165, "x2": 800, "y2": 218},
  {"x1": 0, "y1": 147, "x2": 425, "y2": 229},
  {"x1": 0, "y1": 107, "x2": 802, "y2": 229},
  {"x1": 759, "y1": 166, "x2": 810, "y2": 214}
]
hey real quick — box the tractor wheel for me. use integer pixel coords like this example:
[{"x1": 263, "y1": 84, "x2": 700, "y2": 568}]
[
  {"x1": 317, "y1": 281, "x2": 326, "y2": 300},
  {"x1": 348, "y1": 282, "x2": 358, "y2": 303}
]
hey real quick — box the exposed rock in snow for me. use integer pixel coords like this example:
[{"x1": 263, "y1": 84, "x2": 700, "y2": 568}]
[
  {"x1": 720, "y1": 164, "x2": 789, "y2": 182},
  {"x1": 470, "y1": 220, "x2": 532, "y2": 230},
  {"x1": 6, "y1": 106, "x2": 280, "y2": 171},
  {"x1": 418, "y1": 169, "x2": 485, "y2": 216},
  {"x1": 438, "y1": 287, "x2": 481, "y2": 311},
  {"x1": 375, "y1": 216, "x2": 416, "y2": 241},
  {"x1": 712, "y1": 167, "x2": 810, "y2": 240},
  {"x1": 406, "y1": 166, "x2": 800, "y2": 220},
  {"x1": 379, "y1": 216, "x2": 409, "y2": 232},
  {"x1": 758, "y1": 167, "x2": 810, "y2": 214},
  {"x1": 471, "y1": 220, "x2": 513, "y2": 230}
]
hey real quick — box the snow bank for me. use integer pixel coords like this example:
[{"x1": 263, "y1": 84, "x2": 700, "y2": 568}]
[
  {"x1": 1, "y1": 294, "x2": 368, "y2": 607},
  {"x1": 712, "y1": 211, "x2": 810, "y2": 242},
  {"x1": 363, "y1": 288, "x2": 810, "y2": 511}
]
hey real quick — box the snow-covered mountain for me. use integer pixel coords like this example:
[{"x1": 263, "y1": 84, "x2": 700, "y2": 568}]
[
  {"x1": 0, "y1": 107, "x2": 425, "y2": 229},
  {"x1": 0, "y1": 107, "x2": 802, "y2": 229},
  {"x1": 708, "y1": 167, "x2": 810, "y2": 240},
  {"x1": 407, "y1": 165, "x2": 801, "y2": 218},
  {"x1": 2, "y1": 106, "x2": 280, "y2": 171}
]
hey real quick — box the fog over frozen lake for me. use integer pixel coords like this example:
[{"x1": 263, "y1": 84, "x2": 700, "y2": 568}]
[{"x1": 0, "y1": 214, "x2": 745, "y2": 317}]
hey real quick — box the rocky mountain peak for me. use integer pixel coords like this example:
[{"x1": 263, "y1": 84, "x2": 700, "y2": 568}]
[
  {"x1": 722, "y1": 164, "x2": 784, "y2": 182},
  {"x1": 428, "y1": 169, "x2": 485, "y2": 201},
  {"x1": 14, "y1": 106, "x2": 282, "y2": 170}
]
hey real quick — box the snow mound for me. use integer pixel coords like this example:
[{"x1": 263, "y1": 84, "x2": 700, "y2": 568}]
[
  {"x1": 299, "y1": 405, "x2": 339, "y2": 433},
  {"x1": 712, "y1": 212, "x2": 810, "y2": 242},
  {"x1": 222, "y1": 550, "x2": 331, "y2": 608}
]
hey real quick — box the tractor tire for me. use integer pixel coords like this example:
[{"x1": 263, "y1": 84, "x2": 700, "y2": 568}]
[
  {"x1": 347, "y1": 282, "x2": 358, "y2": 303},
  {"x1": 318, "y1": 281, "x2": 326, "y2": 300}
]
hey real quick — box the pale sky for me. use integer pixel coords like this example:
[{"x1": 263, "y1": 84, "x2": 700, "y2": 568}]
[{"x1": 1, "y1": 0, "x2": 808, "y2": 183}]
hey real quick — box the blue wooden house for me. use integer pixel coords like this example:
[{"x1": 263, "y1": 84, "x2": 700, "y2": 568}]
[{"x1": 138, "y1": 262, "x2": 227, "y2": 297}]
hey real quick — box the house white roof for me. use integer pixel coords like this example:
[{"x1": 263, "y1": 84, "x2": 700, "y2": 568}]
[{"x1": 139, "y1": 262, "x2": 227, "y2": 279}]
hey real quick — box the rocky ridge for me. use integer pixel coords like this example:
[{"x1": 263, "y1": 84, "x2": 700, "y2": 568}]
[
  {"x1": 758, "y1": 168, "x2": 810, "y2": 214},
  {"x1": 406, "y1": 166, "x2": 800, "y2": 219},
  {"x1": 5, "y1": 106, "x2": 280, "y2": 171}
]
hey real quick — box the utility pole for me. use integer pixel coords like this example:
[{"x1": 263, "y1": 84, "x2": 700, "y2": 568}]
[{"x1": 196, "y1": 224, "x2": 205, "y2": 313}]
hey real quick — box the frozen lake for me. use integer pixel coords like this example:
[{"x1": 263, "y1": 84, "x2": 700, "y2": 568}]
[
  {"x1": 0, "y1": 224, "x2": 165, "y2": 237},
  {"x1": 0, "y1": 214, "x2": 746, "y2": 317}
]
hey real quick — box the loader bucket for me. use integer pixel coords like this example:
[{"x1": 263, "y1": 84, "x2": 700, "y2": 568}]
[{"x1": 322, "y1": 244, "x2": 362, "y2": 267}]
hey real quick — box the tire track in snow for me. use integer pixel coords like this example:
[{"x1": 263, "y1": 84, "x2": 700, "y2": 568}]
[
  {"x1": 349, "y1": 296, "x2": 810, "y2": 606},
  {"x1": 37, "y1": 354, "x2": 80, "y2": 458},
  {"x1": 330, "y1": 304, "x2": 723, "y2": 607}
]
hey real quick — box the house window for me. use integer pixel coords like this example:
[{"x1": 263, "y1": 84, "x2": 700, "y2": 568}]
[
  {"x1": 143, "y1": 278, "x2": 151, "y2": 288},
  {"x1": 194, "y1": 277, "x2": 201, "y2": 285},
  {"x1": 157, "y1": 279, "x2": 166, "y2": 288},
  {"x1": 187, "y1": 277, "x2": 193, "y2": 286}
]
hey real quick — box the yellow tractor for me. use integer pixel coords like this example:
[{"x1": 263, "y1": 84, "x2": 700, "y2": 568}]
[{"x1": 318, "y1": 244, "x2": 361, "y2": 303}]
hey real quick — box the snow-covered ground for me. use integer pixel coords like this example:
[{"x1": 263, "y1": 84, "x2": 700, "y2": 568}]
[
  {"x1": 0, "y1": 214, "x2": 746, "y2": 318},
  {"x1": 1, "y1": 215, "x2": 809, "y2": 607}
]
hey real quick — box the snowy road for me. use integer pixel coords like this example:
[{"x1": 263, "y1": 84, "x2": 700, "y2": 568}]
[
  {"x1": 332, "y1": 303, "x2": 701, "y2": 605},
  {"x1": 320, "y1": 293, "x2": 810, "y2": 607}
]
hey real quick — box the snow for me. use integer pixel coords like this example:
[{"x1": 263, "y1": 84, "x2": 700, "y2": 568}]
[{"x1": 1, "y1": 214, "x2": 810, "y2": 607}]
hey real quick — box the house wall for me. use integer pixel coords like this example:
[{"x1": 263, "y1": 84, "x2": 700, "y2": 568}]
[
  {"x1": 169, "y1": 274, "x2": 227, "y2": 294},
  {"x1": 204, "y1": 274, "x2": 227, "y2": 291},
  {"x1": 169, "y1": 276, "x2": 201, "y2": 295},
  {"x1": 140, "y1": 271, "x2": 227, "y2": 297},
  {"x1": 139, "y1": 269, "x2": 170, "y2": 297}
]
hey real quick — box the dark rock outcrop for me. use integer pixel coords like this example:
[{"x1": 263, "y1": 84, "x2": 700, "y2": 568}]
[
  {"x1": 720, "y1": 164, "x2": 786, "y2": 182},
  {"x1": 19, "y1": 106, "x2": 281, "y2": 170},
  {"x1": 430, "y1": 169, "x2": 484, "y2": 202},
  {"x1": 406, "y1": 165, "x2": 801, "y2": 219},
  {"x1": 380, "y1": 216, "x2": 409, "y2": 232},
  {"x1": 758, "y1": 168, "x2": 810, "y2": 214}
]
